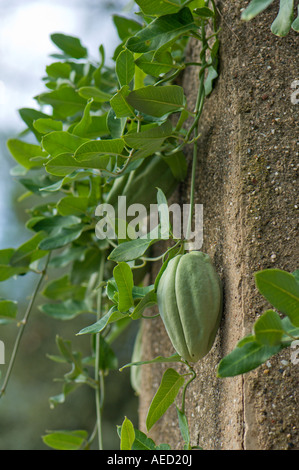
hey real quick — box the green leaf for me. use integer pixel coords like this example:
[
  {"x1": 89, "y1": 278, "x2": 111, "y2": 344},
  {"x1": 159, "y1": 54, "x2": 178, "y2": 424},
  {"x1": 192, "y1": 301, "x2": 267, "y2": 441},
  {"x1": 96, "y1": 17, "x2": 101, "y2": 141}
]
[
  {"x1": 120, "y1": 417, "x2": 135, "y2": 450},
  {"x1": 110, "y1": 85, "x2": 135, "y2": 118},
  {"x1": 77, "y1": 307, "x2": 125, "y2": 335},
  {"x1": 107, "y1": 109, "x2": 127, "y2": 138},
  {"x1": 78, "y1": 86, "x2": 112, "y2": 103},
  {"x1": 70, "y1": 247, "x2": 102, "y2": 285},
  {"x1": 120, "y1": 353, "x2": 182, "y2": 371},
  {"x1": 0, "y1": 265, "x2": 29, "y2": 281},
  {"x1": 42, "y1": 274, "x2": 86, "y2": 301},
  {"x1": 205, "y1": 65, "x2": 218, "y2": 97},
  {"x1": 113, "y1": 262, "x2": 134, "y2": 312},
  {"x1": 237, "y1": 334, "x2": 256, "y2": 348},
  {"x1": 55, "y1": 335, "x2": 74, "y2": 362},
  {"x1": 19, "y1": 108, "x2": 49, "y2": 141},
  {"x1": 51, "y1": 33, "x2": 88, "y2": 59},
  {"x1": 116, "y1": 49, "x2": 135, "y2": 87},
  {"x1": 132, "y1": 284, "x2": 155, "y2": 299},
  {"x1": 29, "y1": 215, "x2": 81, "y2": 235},
  {"x1": 0, "y1": 300, "x2": 18, "y2": 320},
  {"x1": 193, "y1": 7, "x2": 215, "y2": 17},
  {"x1": 146, "y1": 368, "x2": 185, "y2": 431},
  {"x1": 126, "y1": 8, "x2": 197, "y2": 54},
  {"x1": 0, "y1": 249, "x2": 15, "y2": 265},
  {"x1": 48, "y1": 389, "x2": 72, "y2": 409},
  {"x1": 292, "y1": 6, "x2": 299, "y2": 31},
  {"x1": 217, "y1": 341, "x2": 283, "y2": 378},
  {"x1": 254, "y1": 309, "x2": 284, "y2": 346},
  {"x1": 204, "y1": 37, "x2": 219, "y2": 96},
  {"x1": 126, "y1": 85, "x2": 185, "y2": 117},
  {"x1": 176, "y1": 406, "x2": 190, "y2": 447},
  {"x1": 72, "y1": 100, "x2": 93, "y2": 137},
  {"x1": 37, "y1": 86, "x2": 86, "y2": 119},
  {"x1": 81, "y1": 114, "x2": 109, "y2": 139},
  {"x1": 293, "y1": 269, "x2": 299, "y2": 283},
  {"x1": 135, "y1": 0, "x2": 184, "y2": 16},
  {"x1": 40, "y1": 299, "x2": 93, "y2": 320},
  {"x1": 74, "y1": 138, "x2": 125, "y2": 161},
  {"x1": 271, "y1": 0, "x2": 294, "y2": 36},
  {"x1": 134, "y1": 56, "x2": 147, "y2": 90},
  {"x1": 155, "y1": 443, "x2": 172, "y2": 450},
  {"x1": 281, "y1": 316, "x2": 299, "y2": 343},
  {"x1": 241, "y1": 0, "x2": 275, "y2": 21},
  {"x1": 57, "y1": 196, "x2": 89, "y2": 216},
  {"x1": 77, "y1": 314, "x2": 111, "y2": 336},
  {"x1": 97, "y1": 336, "x2": 118, "y2": 371},
  {"x1": 124, "y1": 121, "x2": 173, "y2": 160},
  {"x1": 49, "y1": 245, "x2": 86, "y2": 268},
  {"x1": 17, "y1": 174, "x2": 58, "y2": 195},
  {"x1": 42, "y1": 131, "x2": 88, "y2": 158},
  {"x1": 46, "y1": 61, "x2": 72, "y2": 79},
  {"x1": 107, "y1": 280, "x2": 118, "y2": 302},
  {"x1": 132, "y1": 429, "x2": 156, "y2": 450},
  {"x1": 113, "y1": 15, "x2": 142, "y2": 41},
  {"x1": 78, "y1": 307, "x2": 125, "y2": 336},
  {"x1": 163, "y1": 150, "x2": 187, "y2": 181},
  {"x1": 10, "y1": 232, "x2": 48, "y2": 267},
  {"x1": 42, "y1": 430, "x2": 88, "y2": 450},
  {"x1": 39, "y1": 224, "x2": 84, "y2": 250},
  {"x1": 7, "y1": 139, "x2": 47, "y2": 169},
  {"x1": 108, "y1": 237, "x2": 158, "y2": 262},
  {"x1": 135, "y1": 51, "x2": 175, "y2": 78},
  {"x1": 255, "y1": 269, "x2": 299, "y2": 327},
  {"x1": 33, "y1": 118, "x2": 63, "y2": 134},
  {"x1": 45, "y1": 153, "x2": 108, "y2": 176},
  {"x1": 130, "y1": 289, "x2": 157, "y2": 320}
]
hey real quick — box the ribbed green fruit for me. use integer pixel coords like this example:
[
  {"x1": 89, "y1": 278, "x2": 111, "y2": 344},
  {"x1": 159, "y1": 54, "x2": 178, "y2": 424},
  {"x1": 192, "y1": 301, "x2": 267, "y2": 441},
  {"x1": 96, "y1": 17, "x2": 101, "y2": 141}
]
[
  {"x1": 157, "y1": 251, "x2": 222, "y2": 363},
  {"x1": 106, "y1": 155, "x2": 178, "y2": 211}
]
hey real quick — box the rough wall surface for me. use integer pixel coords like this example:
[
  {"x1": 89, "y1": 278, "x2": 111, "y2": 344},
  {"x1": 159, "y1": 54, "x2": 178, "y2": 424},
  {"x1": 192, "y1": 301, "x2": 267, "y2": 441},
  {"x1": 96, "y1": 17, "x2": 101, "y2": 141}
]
[{"x1": 138, "y1": 1, "x2": 298, "y2": 450}]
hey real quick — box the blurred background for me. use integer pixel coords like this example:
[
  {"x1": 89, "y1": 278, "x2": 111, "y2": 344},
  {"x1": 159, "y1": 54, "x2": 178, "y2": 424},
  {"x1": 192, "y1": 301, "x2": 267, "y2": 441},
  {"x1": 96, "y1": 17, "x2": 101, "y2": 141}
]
[{"x1": 0, "y1": 0, "x2": 139, "y2": 450}]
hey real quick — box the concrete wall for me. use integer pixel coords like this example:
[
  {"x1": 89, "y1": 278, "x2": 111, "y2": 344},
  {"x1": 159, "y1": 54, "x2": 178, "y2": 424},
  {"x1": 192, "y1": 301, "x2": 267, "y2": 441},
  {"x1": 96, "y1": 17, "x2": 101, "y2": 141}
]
[{"x1": 138, "y1": 1, "x2": 298, "y2": 450}]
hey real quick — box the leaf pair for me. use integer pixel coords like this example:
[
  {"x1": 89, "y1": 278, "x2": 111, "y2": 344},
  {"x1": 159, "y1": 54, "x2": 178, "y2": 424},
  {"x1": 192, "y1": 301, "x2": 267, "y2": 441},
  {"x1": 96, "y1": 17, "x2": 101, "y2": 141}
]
[
  {"x1": 0, "y1": 233, "x2": 48, "y2": 282},
  {"x1": 111, "y1": 84, "x2": 186, "y2": 119},
  {"x1": 218, "y1": 269, "x2": 299, "y2": 377},
  {"x1": 119, "y1": 417, "x2": 171, "y2": 450},
  {"x1": 119, "y1": 367, "x2": 187, "y2": 450}
]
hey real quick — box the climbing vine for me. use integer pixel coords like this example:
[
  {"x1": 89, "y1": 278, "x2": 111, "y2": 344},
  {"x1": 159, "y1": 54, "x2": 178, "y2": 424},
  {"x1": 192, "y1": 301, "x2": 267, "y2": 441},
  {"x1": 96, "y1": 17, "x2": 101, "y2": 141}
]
[{"x1": 0, "y1": 0, "x2": 298, "y2": 451}]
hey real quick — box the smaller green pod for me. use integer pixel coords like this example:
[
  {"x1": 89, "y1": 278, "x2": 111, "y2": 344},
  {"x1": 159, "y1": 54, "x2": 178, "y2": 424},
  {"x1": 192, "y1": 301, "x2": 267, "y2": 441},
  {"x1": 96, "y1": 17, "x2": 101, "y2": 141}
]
[
  {"x1": 157, "y1": 251, "x2": 222, "y2": 363},
  {"x1": 130, "y1": 325, "x2": 143, "y2": 396}
]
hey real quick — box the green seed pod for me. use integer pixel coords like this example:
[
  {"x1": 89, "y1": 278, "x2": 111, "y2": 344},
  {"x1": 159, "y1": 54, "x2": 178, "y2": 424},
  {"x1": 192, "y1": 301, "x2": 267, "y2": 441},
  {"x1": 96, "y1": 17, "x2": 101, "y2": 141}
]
[{"x1": 157, "y1": 251, "x2": 222, "y2": 363}]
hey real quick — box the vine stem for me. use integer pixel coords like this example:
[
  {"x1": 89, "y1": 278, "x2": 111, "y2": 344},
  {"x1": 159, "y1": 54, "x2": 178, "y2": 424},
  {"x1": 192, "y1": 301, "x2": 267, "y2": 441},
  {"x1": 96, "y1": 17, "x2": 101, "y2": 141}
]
[
  {"x1": 180, "y1": 362, "x2": 197, "y2": 415},
  {"x1": 0, "y1": 252, "x2": 51, "y2": 399},
  {"x1": 185, "y1": 19, "x2": 207, "y2": 246},
  {"x1": 94, "y1": 254, "x2": 105, "y2": 450}
]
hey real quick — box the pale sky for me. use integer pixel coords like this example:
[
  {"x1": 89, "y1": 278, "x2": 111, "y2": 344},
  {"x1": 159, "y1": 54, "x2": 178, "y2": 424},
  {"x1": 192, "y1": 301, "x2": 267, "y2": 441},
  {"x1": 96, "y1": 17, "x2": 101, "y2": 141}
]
[
  {"x1": 0, "y1": 0, "x2": 128, "y2": 130},
  {"x1": 0, "y1": 0, "x2": 129, "y2": 247}
]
